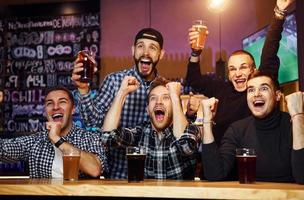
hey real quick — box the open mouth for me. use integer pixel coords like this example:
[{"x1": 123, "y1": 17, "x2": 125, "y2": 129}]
[
  {"x1": 139, "y1": 57, "x2": 152, "y2": 72},
  {"x1": 52, "y1": 113, "x2": 63, "y2": 122},
  {"x1": 253, "y1": 100, "x2": 265, "y2": 107},
  {"x1": 154, "y1": 108, "x2": 165, "y2": 121},
  {"x1": 234, "y1": 78, "x2": 246, "y2": 85}
]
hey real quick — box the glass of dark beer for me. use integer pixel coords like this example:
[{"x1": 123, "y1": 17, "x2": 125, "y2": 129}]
[
  {"x1": 77, "y1": 50, "x2": 96, "y2": 83},
  {"x1": 236, "y1": 148, "x2": 256, "y2": 184},
  {"x1": 126, "y1": 147, "x2": 146, "y2": 182},
  {"x1": 62, "y1": 148, "x2": 80, "y2": 181}
]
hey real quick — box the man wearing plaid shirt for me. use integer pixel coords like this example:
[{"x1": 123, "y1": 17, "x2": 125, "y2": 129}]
[
  {"x1": 102, "y1": 76, "x2": 200, "y2": 179},
  {"x1": 0, "y1": 86, "x2": 107, "y2": 178},
  {"x1": 72, "y1": 28, "x2": 165, "y2": 179}
]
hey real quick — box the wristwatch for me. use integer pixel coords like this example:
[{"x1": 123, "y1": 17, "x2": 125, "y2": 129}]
[{"x1": 54, "y1": 137, "x2": 66, "y2": 148}]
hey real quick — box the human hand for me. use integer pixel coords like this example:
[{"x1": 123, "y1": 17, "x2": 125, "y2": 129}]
[
  {"x1": 71, "y1": 57, "x2": 98, "y2": 95},
  {"x1": 166, "y1": 82, "x2": 182, "y2": 98},
  {"x1": 201, "y1": 97, "x2": 218, "y2": 121},
  {"x1": 186, "y1": 92, "x2": 200, "y2": 116},
  {"x1": 118, "y1": 76, "x2": 140, "y2": 96},
  {"x1": 46, "y1": 121, "x2": 62, "y2": 143},
  {"x1": 188, "y1": 25, "x2": 209, "y2": 56},
  {"x1": 285, "y1": 91, "x2": 304, "y2": 117},
  {"x1": 276, "y1": 0, "x2": 295, "y2": 11}
]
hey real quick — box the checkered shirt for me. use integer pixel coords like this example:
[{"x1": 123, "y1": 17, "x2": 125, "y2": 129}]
[
  {"x1": 78, "y1": 66, "x2": 152, "y2": 179},
  {"x1": 102, "y1": 123, "x2": 200, "y2": 179},
  {"x1": 0, "y1": 124, "x2": 107, "y2": 178}
]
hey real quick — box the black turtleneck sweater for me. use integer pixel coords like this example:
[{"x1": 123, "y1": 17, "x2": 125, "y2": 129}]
[
  {"x1": 201, "y1": 108, "x2": 304, "y2": 184},
  {"x1": 186, "y1": 16, "x2": 284, "y2": 145}
]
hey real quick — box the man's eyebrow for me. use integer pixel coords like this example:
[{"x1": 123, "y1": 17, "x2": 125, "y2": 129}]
[
  {"x1": 135, "y1": 41, "x2": 144, "y2": 45},
  {"x1": 260, "y1": 83, "x2": 271, "y2": 87},
  {"x1": 58, "y1": 97, "x2": 68, "y2": 101},
  {"x1": 240, "y1": 62, "x2": 250, "y2": 66}
]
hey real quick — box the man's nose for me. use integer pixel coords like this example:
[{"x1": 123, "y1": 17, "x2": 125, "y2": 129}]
[
  {"x1": 53, "y1": 103, "x2": 60, "y2": 110},
  {"x1": 254, "y1": 89, "x2": 261, "y2": 97},
  {"x1": 235, "y1": 69, "x2": 242, "y2": 76},
  {"x1": 156, "y1": 97, "x2": 163, "y2": 104},
  {"x1": 143, "y1": 47, "x2": 149, "y2": 56}
]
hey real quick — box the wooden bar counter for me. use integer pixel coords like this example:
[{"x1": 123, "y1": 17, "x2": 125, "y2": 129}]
[{"x1": 0, "y1": 179, "x2": 304, "y2": 199}]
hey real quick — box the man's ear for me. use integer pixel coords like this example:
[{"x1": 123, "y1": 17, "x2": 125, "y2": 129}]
[
  {"x1": 146, "y1": 106, "x2": 149, "y2": 114},
  {"x1": 275, "y1": 90, "x2": 282, "y2": 102},
  {"x1": 72, "y1": 105, "x2": 76, "y2": 115},
  {"x1": 159, "y1": 49, "x2": 165, "y2": 60},
  {"x1": 131, "y1": 46, "x2": 135, "y2": 56}
]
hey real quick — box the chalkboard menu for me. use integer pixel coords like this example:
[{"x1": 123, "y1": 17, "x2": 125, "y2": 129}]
[
  {"x1": 0, "y1": 3, "x2": 100, "y2": 138},
  {"x1": 0, "y1": 19, "x2": 4, "y2": 133}
]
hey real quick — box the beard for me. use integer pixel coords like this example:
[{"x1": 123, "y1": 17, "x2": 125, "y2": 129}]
[{"x1": 134, "y1": 55, "x2": 159, "y2": 78}]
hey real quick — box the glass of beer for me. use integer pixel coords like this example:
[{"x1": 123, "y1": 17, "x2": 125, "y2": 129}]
[
  {"x1": 62, "y1": 148, "x2": 81, "y2": 181},
  {"x1": 77, "y1": 50, "x2": 97, "y2": 83},
  {"x1": 191, "y1": 20, "x2": 208, "y2": 50},
  {"x1": 236, "y1": 148, "x2": 257, "y2": 184},
  {"x1": 126, "y1": 146, "x2": 146, "y2": 182}
]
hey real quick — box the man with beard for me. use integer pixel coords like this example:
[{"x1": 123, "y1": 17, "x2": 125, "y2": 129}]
[
  {"x1": 0, "y1": 86, "x2": 107, "y2": 178},
  {"x1": 102, "y1": 76, "x2": 200, "y2": 179},
  {"x1": 186, "y1": 0, "x2": 294, "y2": 146},
  {"x1": 71, "y1": 28, "x2": 165, "y2": 179},
  {"x1": 200, "y1": 71, "x2": 304, "y2": 183}
]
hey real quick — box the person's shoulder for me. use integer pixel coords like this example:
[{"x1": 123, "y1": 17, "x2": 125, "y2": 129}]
[
  {"x1": 230, "y1": 115, "x2": 254, "y2": 130},
  {"x1": 104, "y1": 67, "x2": 135, "y2": 81}
]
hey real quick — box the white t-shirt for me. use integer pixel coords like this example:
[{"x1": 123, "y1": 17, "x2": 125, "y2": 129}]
[{"x1": 52, "y1": 145, "x2": 63, "y2": 178}]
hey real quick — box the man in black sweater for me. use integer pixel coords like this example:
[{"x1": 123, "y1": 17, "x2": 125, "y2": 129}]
[
  {"x1": 186, "y1": 0, "x2": 294, "y2": 146},
  {"x1": 201, "y1": 71, "x2": 304, "y2": 184}
]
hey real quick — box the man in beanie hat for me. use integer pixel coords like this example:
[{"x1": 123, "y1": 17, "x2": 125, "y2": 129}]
[{"x1": 71, "y1": 28, "x2": 165, "y2": 179}]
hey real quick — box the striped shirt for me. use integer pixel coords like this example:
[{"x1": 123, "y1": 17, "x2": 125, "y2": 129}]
[
  {"x1": 0, "y1": 125, "x2": 107, "y2": 178},
  {"x1": 103, "y1": 123, "x2": 200, "y2": 179},
  {"x1": 78, "y1": 66, "x2": 154, "y2": 179}
]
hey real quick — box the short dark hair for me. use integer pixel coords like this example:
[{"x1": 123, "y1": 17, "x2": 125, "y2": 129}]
[
  {"x1": 230, "y1": 50, "x2": 256, "y2": 68},
  {"x1": 148, "y1": 77, "x2": 169, "y2": 99},
  {"x1": 248, "y1": 70, "x2": 280, "y2": 91},
  {"x1": 45, "y1": 86, "x2": 75, "y2": 105},
  {"x1": 134, "y1": 28, "x2": 164, "y2": 49}
]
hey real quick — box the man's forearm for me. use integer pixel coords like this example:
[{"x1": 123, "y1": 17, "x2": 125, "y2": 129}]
[
  {"x1": 79, "y1": 150, "x2": 103, "y2": 177},
  {"x1": 202, "y1": 122, "x2": 214, "y2": 144},
  {"x1": 102, "y1": 91, "x2": 126, "y2": 131},
  {"x1": 292, "y1": 115, "x2": 304, "y2": 150},
  {"x1": 171, "y1": 95, "x2": 188, "y2": 139}
]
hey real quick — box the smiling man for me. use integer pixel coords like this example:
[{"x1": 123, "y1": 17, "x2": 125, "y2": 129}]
[
  {"x1": 200, "y1": 71, "x2": 304, "y2": 183},
  {"x1": 102, "y1": 76, "x2": 200, "y2": 179},
  {"x1": 186, "y1": 0, "x2": 294, "y2": 146},
  {"x1": 71, "y1": 28, "x2": 165, "y2": 179},
  {"x1": 0, "y1": 86, "x2": 107, "y2": 178}
]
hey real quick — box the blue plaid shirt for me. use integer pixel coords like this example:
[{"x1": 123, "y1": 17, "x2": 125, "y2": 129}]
[
  {"x1": 0, "y1": 125, "x2": 107, "y2": 178},
  {"x1": 78, "y1": 66, "x2": 153, "y2": 179},
  {"x1": 103, "y1": 123, "x2": 200, "y2": 180}
]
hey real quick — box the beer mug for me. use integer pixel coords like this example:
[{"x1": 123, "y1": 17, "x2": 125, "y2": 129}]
[
  {"x1": 191, "y1": 20, "x2": 208, "y2": 50},
  {"x1": 77, "y1": 50, "x2": 97, "y2": 83},
  {"x1": 126, "y1": 147, "x2": 146, "y2": 182}
]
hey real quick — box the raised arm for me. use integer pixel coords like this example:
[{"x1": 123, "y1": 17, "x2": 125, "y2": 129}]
[
  {"x1": 286, "y1": 91, "x2": 304, "y2": 150},
  {"x1": 285, "y1": 91, "x2": 304, "y2": 184},
  {"x1": 102, "y1": 76, "x2": 140, "y2": 131},
  {"x1": 166, "y1": 82, "x2": 188, "y2": 138},
  {"x1": 201, "y1": 97, "x2": 218, "y2": 144},
  {"x1": 259, "y1": 0, "x2": 295, "y2": 77},
  {"x1": 201, "y1": 97, "x2": 236, "y2": 181}
]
